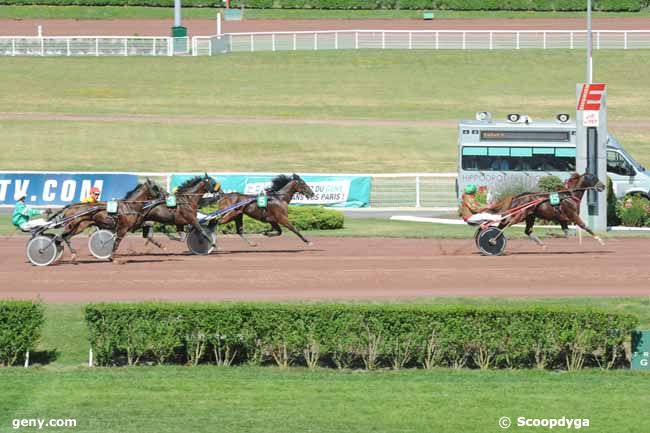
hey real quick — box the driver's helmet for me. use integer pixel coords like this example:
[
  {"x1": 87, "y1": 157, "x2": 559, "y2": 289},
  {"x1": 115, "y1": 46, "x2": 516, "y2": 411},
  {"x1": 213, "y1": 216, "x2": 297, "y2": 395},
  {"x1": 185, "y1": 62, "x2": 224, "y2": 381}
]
[
  {"x1": 464, "y1": 184, "x2": 478, "y2": 194},
  {"x1": 90, "y1": 186, "x2": 101, "y2": 199}
]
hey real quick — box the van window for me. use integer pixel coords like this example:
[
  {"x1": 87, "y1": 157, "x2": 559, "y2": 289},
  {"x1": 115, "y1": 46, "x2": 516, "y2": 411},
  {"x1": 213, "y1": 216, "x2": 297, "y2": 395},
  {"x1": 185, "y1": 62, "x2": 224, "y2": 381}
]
[
  {"x1": 461, "y1": 146, "x2": 575, "y2": 172},
  {"x1": 607, "y1": 151, "x2": 635, "y2": 176}
]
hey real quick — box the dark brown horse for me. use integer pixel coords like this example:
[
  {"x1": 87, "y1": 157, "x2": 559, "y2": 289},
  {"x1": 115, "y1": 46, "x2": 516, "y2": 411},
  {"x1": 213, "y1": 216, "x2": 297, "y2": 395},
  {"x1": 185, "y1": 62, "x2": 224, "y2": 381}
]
[
  {"x1": 109, "y1": 174, "x2": 221, "y2": 260},
  {"x1": 216, "y1": 174, "x2": 316, "y2": 246},
  {"x1": 47, "y1": 179, "x2": 164, "y2": 261},
  {"x1": 498, "y1": 172, "x2": 606, "y2": 249}
]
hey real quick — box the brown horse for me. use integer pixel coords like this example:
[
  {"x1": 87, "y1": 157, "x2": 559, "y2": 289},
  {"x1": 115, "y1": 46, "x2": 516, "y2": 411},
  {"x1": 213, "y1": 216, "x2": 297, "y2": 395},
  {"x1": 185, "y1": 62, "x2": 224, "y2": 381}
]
[
  {"x1": 216, "y1": 174, "x2": 316, "y2": 246},
  {"x1": 47, "y1": 179, "x2": 164, "y2": 261},
  {"x1": 498, "y1": 172, "x2": 606, "y2": 249},
  {"x1": 109, "y1": 174, "x2": 221, "y2": 260}
]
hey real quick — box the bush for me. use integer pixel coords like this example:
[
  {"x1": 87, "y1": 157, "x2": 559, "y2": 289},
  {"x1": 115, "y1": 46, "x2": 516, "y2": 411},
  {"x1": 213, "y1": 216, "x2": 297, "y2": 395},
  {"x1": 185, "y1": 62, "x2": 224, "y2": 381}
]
[
  {"x1": 0, "y1": 301, "x2": 44, "y2": 367},
  {"x1": 537, "y1": 175, "x2": 564, "y2": 193},
  {"x1": 491, "y1": 176, "x2": 540, "y2": 202},
  {"x1": 85, "y1": 303, "x2": 638, "y2": 370},
  {"x1": 215, "y1": 205, "x2": 344, "y2": 234},
  {"x1": 616, "y1": 195, "x2": 650, "y2": 227}
]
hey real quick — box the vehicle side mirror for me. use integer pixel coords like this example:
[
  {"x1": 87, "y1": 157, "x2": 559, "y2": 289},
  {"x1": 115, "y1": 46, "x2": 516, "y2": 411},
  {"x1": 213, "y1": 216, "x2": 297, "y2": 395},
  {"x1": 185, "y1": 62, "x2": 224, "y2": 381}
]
[{"x1": 626, "y1": 167, "x2": 636, "y2": 177}]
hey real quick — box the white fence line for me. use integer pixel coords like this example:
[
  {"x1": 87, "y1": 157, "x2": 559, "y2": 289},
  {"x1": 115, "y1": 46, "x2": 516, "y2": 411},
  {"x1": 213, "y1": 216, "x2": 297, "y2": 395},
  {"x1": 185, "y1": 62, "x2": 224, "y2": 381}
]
[
  {"x1": 193, "y1": 29, "x2": 650, "y2": 55},
  {"x1": 0, "y1": 36, "x2": 187, "y2": 57},
  {"x1": 3, "y1": 31, "x2": 649, "y2": 56}
]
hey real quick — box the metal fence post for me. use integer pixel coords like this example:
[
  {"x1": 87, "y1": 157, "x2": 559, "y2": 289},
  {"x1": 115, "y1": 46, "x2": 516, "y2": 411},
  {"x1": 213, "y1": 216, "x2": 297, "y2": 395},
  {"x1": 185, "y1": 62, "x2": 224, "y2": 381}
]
[
  {"x1": 272, "y1": 33, "x2": 276, "y2": 52},
  {"x1": 11, "y1": 38, "x2": 15, "y2": 56},
  {"x1": 96, "y1": 37, "x2": 99, "y2": 56},
  {"x1": 154, "y1": 37, "x2": 157, "y2": 56},
  {"x1": 543, "y1": 32, "x2": 546, "y2": 49},
  {"x1": 209, "y1": 38, "x2": 212, "y2": 56},
  {"x1": 40, "y1": 37, "x2": 44, "y2": 56},
  {"x1": 355, "y1": 31, "x2": 359, "y2": 49},
  {"x1": 489, "y1": 31, "x2": 493, "y2": 50},
  {"x1": 435, "y1": 32, "x2": 438, "y2": 49},
  {"x1": 250, "y1": 33, "x2": 254, "y2": 52},
  {"x1": 409, "y1": 31, "x2": 412, "y2": 49},
  {"x1": 66, "y1": 38, "x2": 70, "y2": 56},
  {"x1": 624, "y1": 31, "x2": 628, "y2": 49},
  {"x1": 570, "y1": 31, "x2": 574, "y2": 49},
  {"x1": 314, "y1": 32, "x2": 317, "y2": 50},
  {"x1": 462, "y1": 32, "x2": 466, "y2": 49},
  {"x1": 516, "y1": 32, "x2": 520, "y2": 49},
  {"x1": 382, "y1": 31, "x2": 385, "y2": 49},
  {"x1": 597, "y1": 31, "x2": 601, "y2": 49},
  {"x1": 124, "y1": 38, "x2": 128, "y2": 56},
  {"x1": 293, "y1": 33, "x2": 296, "y2": 50},
  {"x1": 335, "y1": 31, "x2": 338, "y2": 50},
  {"x1": 415, "y1": 176, "x2": 421, "y2": 208}
]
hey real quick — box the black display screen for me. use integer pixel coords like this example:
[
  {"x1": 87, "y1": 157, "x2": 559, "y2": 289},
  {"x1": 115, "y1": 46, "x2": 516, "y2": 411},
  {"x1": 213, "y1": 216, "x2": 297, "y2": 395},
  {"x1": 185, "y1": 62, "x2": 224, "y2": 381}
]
[{"x1": 480, "y1": 131, "x2": 570, "y2": 142}]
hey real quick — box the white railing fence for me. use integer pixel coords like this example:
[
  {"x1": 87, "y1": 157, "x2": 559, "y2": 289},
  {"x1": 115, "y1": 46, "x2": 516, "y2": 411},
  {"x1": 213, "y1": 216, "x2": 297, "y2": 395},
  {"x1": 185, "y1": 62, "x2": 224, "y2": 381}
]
[
  {"x1": 370, "y1": 174, "x2": 457, "y2": 209},
  {"x1": 0, "y1": 36, "x2": 187, "y2": 57},
  {"x1": 3, "y1": 31, "x2": 649, "y2": 56},
  {"x1": 194, "y1": 30, "x2": 650, "y2": 55}
]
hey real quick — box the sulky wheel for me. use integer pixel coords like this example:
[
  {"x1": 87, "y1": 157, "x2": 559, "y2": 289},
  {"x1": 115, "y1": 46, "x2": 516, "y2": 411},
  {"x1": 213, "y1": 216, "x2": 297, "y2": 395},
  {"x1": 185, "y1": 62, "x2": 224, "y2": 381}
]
[
  {"x1": 474, "y1": 227, "x2": 482, "y2": 248},
  {"x1": 187, "y1": 226, "x2": 216, "y2": 256},
  {"x1": 477, "y1": 227, "x2": 508, "y2": 256},
  {"x1": 88, "y1": 229, "x2": 116, "y2": 260},
  {"x1": 26, "y1": 235, "x2": 59, "y2": 266}
]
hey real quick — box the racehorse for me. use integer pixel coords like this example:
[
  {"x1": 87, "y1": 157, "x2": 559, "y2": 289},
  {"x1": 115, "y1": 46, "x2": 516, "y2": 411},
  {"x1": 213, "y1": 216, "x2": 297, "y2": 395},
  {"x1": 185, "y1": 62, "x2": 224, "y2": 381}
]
[
  {"x1": 216, "y1": 173, "x2": 316, "y2": 246},
  {"x1": 497, "y1": 172, "x2": 606, "y2": 249},
  {"x1": 47, "y1": 179, "x2": 165, "y2": 261},
  {"x1": 109, "y1": 174, "x2": 221, "y2": 261}
]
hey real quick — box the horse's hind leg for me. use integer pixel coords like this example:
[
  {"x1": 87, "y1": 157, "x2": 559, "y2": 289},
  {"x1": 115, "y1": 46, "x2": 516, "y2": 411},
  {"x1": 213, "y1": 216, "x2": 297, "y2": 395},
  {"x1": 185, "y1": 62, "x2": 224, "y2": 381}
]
[
  {"x1": 572, "y1": 215, "x2": 605, "y2": 246},
  {"x1": 235, "y1": 214, "x2": 257, "y2": 247},
  {"x1": 264, "y1": 222, "x2": 282, "y2": 237},
  {"x1": 524, "y1": 214, "x2": 546, "y2": 250},
  {"x1": 277, "y1": 216, "x2": 311, "y2": 245}
]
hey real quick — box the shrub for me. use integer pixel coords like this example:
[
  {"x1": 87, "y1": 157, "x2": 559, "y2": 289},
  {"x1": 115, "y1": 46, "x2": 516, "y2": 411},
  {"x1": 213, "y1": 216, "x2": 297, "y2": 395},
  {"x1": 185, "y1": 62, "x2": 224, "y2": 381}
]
[
  {"x1": 491, "y1": 176, "x2": 540, "y2": 202},
  {"x1": 606, "y1": 177, "x2": 620, "y2": 226},
  {"x1": 616, "y1": 195, "x2": 650, "y2": 227},
  {"x1": 537, "y1": 175, "x2": 564, "y2": 193},
  {"x1": 0, "y1": 301, "x2": 44, "y2": 367},
  {"x1": 85, "y1": 303, "x2": 638, "y2": 370}
]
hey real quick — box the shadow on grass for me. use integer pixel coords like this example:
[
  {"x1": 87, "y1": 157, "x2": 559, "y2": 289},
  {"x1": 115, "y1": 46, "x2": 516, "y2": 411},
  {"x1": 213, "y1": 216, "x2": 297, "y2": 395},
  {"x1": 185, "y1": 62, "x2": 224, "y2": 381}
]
[{"x1": 29, "y1": 349, "x2": 59, "y2": 366}]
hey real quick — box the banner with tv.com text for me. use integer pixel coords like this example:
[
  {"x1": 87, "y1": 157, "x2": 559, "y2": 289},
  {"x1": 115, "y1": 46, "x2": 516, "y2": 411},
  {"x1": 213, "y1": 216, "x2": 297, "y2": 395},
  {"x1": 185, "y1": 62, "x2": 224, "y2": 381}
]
[{"x1": 170, "y1": 174, "x2": 372, "y2": 208}]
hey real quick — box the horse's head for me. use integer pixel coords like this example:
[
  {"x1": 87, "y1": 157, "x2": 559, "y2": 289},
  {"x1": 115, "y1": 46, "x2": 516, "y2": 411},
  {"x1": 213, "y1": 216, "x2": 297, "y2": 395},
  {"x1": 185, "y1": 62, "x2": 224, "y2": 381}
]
[
  {"x1": 577, "y1": 173, "x2": 606, "y2": 193},
  {"x1": 198, "y1": 175, "x2": 223, "y2": 207},
  {"x1": 144, "y1": 178, "x2": 166, "y2": 199},
  {"x1": 292, "y1": 173, "x2": 315, "y2": 199}
]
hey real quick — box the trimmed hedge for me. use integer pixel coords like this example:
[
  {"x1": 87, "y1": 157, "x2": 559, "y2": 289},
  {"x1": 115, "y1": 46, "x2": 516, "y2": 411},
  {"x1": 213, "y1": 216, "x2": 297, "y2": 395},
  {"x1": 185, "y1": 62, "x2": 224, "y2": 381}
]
[
  {"x1": 0, "y1": 301, "x2": 45, "y2": 367},
  {"x1": 85, "y1": 303, "x2": 638, "y2": 370},
  {"x1": 154, "y1": 205, "x2": 343, "y2": 234},
  {"x1": 0, "y1": 0, "x2": 645, "y2": 11}
]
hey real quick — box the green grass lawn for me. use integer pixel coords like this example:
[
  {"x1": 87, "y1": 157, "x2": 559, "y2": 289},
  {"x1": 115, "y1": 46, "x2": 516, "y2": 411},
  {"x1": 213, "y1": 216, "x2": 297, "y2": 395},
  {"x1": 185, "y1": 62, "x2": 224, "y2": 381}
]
[
  {"x1": 0, "y1": 301, "x2": 648, "y2": 433},
  {"x1": 1, "y1": 51, "x2": 650, "y2": 173},
  {"x1": 1, "y1": 6, "x2": 650, "y2": 20}
]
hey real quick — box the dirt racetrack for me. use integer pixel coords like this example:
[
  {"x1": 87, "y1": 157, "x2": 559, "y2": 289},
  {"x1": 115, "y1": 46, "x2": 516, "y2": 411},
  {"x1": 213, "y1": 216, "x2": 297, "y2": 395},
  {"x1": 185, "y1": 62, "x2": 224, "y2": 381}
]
[
  {"x1": 1, "y1": 235, "x2": 648, "y2": 302},
  {"x1": 2, "y1": 17, "x2": 650, "y2": 37}
]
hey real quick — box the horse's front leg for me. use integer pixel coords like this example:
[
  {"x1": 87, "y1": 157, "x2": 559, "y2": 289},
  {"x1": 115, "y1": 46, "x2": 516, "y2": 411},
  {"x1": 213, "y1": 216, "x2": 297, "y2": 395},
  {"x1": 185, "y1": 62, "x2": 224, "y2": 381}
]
[
  {"x1": 571, "y1": 215, "x2": 605, "y2": 246},
  {"x1": 109, "y1": 226, "x2": 130, "y2": 264},
  {"x1": 277, "y1": 215, "x2": 311, "y2": 245},
  {"x1": 524, "y1": 214, "x2": 546, "y2": 249}
]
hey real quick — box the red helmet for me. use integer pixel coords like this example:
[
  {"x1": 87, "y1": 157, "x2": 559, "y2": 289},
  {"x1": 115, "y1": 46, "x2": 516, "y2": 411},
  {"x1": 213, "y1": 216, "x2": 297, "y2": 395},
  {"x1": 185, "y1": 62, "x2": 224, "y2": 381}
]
[{"x1": 91, "y1": 187, "x2": 101, "y2": 194}]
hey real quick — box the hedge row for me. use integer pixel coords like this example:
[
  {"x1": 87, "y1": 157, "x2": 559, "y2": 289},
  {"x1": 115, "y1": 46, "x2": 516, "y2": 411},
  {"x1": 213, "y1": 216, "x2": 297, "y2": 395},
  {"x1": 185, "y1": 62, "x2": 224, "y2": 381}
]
[
  {"x1": 0, "y1": 0, "x2": 645, "y2": 11},
  {"x1": 154, "y1": 205, "x2": 344, "y2": 234},
  {"x1": 85, "y1": 303, "x2": 638, "y2": 370},
  {"x1": 0, "y1": 301, "x2": 44, "y2": 367}
]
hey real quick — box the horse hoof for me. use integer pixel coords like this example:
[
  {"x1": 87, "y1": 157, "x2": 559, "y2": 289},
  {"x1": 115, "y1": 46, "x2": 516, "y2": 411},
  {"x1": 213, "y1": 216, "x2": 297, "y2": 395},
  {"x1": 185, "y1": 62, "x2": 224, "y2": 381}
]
[
  {"x1": 307, "y1": 241, "x2": 313, "y2": 246},
  {"x1": 70, "y1": 253, "x2": 77, "y2": 262},
  {"x1": 249, "y1": 243, "x2": 257, "y2": 247},
  {"x1": 541, "y1": 245, "x2": 547, "y2": 252}
]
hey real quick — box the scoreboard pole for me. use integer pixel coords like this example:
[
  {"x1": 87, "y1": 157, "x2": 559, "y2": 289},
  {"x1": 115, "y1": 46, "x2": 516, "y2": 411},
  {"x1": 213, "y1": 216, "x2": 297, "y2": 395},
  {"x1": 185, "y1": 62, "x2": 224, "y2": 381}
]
[{"x1": 576, "y1": 83, "x2": 608, "y2": 232}]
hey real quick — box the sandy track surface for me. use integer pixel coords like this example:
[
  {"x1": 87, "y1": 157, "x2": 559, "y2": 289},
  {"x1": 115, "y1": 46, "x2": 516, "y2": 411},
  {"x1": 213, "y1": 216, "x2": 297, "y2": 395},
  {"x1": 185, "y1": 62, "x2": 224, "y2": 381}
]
[
  {"x1": 2, "y1": 236, "x2": 648, "y2": 302},
  {"x1": 1, "y1": 18, "x2": 650, "y2": 37}
]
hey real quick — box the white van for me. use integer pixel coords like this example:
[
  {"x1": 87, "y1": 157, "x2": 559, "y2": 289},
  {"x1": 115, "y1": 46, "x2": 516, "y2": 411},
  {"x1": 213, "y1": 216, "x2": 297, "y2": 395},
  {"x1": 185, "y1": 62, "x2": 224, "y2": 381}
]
[{"x1": 457, "y1": 113, "x2": 650, "y2": 199}]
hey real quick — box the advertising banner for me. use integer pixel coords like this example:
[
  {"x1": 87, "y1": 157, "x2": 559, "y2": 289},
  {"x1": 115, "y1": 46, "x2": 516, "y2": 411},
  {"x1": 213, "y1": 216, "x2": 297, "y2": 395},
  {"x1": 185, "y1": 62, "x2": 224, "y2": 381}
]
[
  {"x1": 0, "y1": 172, "x2": 140, "y2": 206},
  {"x1": 170, "y1": 174, "x2": 371, "y2": 208}
]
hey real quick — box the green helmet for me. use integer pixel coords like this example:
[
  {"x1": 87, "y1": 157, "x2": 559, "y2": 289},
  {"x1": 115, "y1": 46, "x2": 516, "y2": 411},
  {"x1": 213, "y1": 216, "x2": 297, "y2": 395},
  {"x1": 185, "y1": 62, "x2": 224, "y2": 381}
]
[{"x1": 464, "y1": 184, "x2": 477, "y2": 194}]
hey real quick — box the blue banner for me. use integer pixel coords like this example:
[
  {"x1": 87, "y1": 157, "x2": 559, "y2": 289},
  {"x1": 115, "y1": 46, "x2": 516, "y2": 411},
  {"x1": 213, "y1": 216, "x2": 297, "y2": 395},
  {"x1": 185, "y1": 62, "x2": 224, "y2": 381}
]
[
  {"x1": 0, "y1": 172, "x2": 140, "y2": 206},
  {"x1": 170, "y1": 174, "x2": 372, "y2": 208}
]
